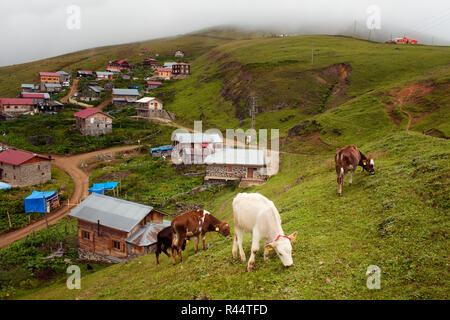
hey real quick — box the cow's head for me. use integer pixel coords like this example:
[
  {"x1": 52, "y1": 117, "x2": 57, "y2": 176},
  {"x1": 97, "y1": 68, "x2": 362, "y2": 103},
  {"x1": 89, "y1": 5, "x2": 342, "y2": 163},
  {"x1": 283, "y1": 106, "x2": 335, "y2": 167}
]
[
  {"x1": 265, "y1": 232, "x2": 298, "y2": 267},
  {"x1": 362, "y1": 158, "x2": 375, "y2": 175},
  {"x1": 216, "y1": 222, "x2": 231, "y2": 237}
]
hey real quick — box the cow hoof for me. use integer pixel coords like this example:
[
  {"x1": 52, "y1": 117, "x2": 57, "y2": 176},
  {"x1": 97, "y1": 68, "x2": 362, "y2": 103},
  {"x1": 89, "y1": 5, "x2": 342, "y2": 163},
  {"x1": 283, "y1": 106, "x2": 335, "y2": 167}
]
[
  {"x1": 338, "y1": 193, "x2": 342, "y2": 197},
  {"x1": 247, "y1": 267, "x2": 253, "y2": 272}
]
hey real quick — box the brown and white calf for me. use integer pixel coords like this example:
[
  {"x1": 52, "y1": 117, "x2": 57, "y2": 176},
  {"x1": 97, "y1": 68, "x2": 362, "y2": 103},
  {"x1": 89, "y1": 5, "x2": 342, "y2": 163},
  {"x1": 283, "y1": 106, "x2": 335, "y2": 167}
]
[
  {"x1": 335, "y1": 145, "x2": 375, "y2": 196},
  {"x1": 171, "y1": 209, "x2": 230, "y2": 265},
  {"x1": 155, "y1": 226, "x2": 186, "y2": 265},
  {"x1": 232, "y1": 193, "x2": 298, "y2": 272}
]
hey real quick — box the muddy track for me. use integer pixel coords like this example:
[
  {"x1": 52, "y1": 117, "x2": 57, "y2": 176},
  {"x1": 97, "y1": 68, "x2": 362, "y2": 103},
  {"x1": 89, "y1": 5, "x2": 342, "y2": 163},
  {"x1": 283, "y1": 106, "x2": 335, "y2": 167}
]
[
  {"x1": 60, "y1": 79, "x2": 78, "y2": 103},
  {"x1": 0, "y1": 145, "x2": 139, "y2": 249}
]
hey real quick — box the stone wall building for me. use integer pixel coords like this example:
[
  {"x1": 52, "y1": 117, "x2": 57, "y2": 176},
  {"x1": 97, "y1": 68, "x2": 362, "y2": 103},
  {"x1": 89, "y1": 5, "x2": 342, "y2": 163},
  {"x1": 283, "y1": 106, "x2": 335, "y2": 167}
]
[
  {"x1": 204, "y1": 148, "x2": 267, "y2": 184},
  {"x1": 0, "y1": 149, "x2": 52, "y2": 187},
  {"x1": 74, "y1": 108, "x2": 113, "y2": 136},
  {"x1": 0, "y1": 98, "x2": 35, "y2": 117}
]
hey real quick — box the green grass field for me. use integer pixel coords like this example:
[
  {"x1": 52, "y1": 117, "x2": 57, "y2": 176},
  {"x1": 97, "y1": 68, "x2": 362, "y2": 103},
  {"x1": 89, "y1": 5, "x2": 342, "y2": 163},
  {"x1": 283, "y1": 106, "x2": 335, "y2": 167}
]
[{"x1": 0, "y1": 28, "x2": 448, "y2": 300}]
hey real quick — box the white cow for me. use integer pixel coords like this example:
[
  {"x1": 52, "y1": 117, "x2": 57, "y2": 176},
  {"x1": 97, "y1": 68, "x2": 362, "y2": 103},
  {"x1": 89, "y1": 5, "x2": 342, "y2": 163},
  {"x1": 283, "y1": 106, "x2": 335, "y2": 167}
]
[{"x1": 232, "y1": 193, "x2": 298, "y2": 272}]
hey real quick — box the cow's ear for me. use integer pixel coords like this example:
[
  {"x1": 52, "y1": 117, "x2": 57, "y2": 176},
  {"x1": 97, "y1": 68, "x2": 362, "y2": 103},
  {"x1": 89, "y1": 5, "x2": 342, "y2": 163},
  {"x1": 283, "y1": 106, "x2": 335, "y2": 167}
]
[
  {"x1": 288, "y1": 231, "x2": 298, "y2": 243},
  {"x1": 362, "y1": 160, "x2": 367, "y2": 166},
  {"x1": 265, "y1": 242, "x2": 276, "y2": 251}
]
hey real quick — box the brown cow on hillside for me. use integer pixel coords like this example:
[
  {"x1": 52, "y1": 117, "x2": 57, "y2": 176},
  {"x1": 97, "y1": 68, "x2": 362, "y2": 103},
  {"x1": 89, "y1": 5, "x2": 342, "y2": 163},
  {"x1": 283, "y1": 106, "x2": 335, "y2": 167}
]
[
  {"x1": 335, "y1": 145, "x2": 375, "y2": 196},
  {"x1": 171, "y1": 209, "x2": 230, "y2": 265},
  {"x1": 155, "y1": 226, "x2": 186, "y2": 265}
]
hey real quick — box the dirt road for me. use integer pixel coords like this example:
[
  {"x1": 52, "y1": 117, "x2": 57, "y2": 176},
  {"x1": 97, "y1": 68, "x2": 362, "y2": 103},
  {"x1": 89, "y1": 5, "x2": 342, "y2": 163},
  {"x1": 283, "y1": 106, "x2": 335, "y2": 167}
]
[
  {"x1": 0, "y1": 145, "x2": 139, "y2": 249},
  {"x1": 60, "y1": 79, "x2": 78, "y2": 103}
]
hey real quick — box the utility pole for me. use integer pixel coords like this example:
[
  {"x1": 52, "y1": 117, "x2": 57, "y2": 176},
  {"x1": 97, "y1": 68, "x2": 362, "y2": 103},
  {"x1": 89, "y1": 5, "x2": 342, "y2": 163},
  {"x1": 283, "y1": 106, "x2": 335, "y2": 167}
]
[{"x1": 250, "y1": 96, "x2": 257, "y2": 130}]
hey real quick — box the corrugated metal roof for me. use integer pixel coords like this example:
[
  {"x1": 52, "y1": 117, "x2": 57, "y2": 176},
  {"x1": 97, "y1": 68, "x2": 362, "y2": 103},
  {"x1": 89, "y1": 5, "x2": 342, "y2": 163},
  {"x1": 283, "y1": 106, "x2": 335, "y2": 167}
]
[
  {"x1": 69, "y1": 193, "x2": 153, "y2": 232},
  {"x1": 21, "y1": 84, "x2": 35, "y2": 89},
  {"x1": 137, "y1": 97, "x2": 159, "y2": 103},
  {"x1": 125, "y1": 220, "x2": 170, "y2": 247},
  {"x1": 113, "y1": 88, "x2": 140, "y2": 96},
  {"x1": 44, "y1": 83, "x2": 62, "y2": 88},
  {"x1": 39, "y1": 72, "x2": 60, "y2": 77},
  {"x1": 21, "y1": 93, "x2": 50, "y2": 99},
  {"x1": 205, "y1": 148, "x2": 266, "y2": 166},
  {"x1": 172, "y1": 133, "x2": 223, "y2": 144}
]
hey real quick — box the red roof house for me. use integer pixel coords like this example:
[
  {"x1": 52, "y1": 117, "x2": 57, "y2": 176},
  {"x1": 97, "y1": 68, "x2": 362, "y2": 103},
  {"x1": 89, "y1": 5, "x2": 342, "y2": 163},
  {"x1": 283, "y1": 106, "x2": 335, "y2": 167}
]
[
  {"x1": 74, "y1": 108, "x2": 114, "y2": 136},
  {"x1": 0, "y1": 149, "x2": 52, "y2": 186}
]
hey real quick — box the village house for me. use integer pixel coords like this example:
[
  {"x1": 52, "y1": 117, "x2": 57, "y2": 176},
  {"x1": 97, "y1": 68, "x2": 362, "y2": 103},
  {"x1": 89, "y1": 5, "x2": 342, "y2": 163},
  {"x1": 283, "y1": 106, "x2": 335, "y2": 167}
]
[
  {"x1": 204, "y1": 148, "x2": 267, "y2": 185},
  {"x1": 81, "y1": 84, "x2": 104, "y2": 101},
  {"x1": 163, "y1": 62, "x2": 177, "y2": 69},
  {"x1": 143, "y1": 58, "x2": 158, "y2": 68},
  {"x1": 104, "y1": 82, "x2": 115, "y2": 92},
  {"x1": 57, "y1": 71, "x2": 72, "y2": 83},
  {"x1": 172, "y1": 62, "x2": 191, "y2": 76},
  {"x1": 96, "y1": 71, "x2": 114, "y2": 81},
  {"x1": 107, "y1": 60, "x2": 133, "y2": 73},
  {"x1": 42, "y1": 100, "x2": 64, "y2": 114},
  {"x1": 74, "y1": 108, "x2": 113, "y2": 136},
  {"x1": 77, "y1": 70, "x2": 95, "y2": 78},
  {"x1": 174, "y1": 50, "x2": 185, "y2": 58},
  {"x1": 39, "y1": 72, "x2": 61, "y2": 91},
  {"x1": 145, "y1": 81, "x2": 163, "y2": 91},
  {"x1": 172, "y1": 132, "x2": 223, "y2": 164},
  {"x1": 21, "y1": 84, "x2": 39, "y2": 93},
  {"x1": 112, "y1": 88, "x2": 140, "y2": 106},
  {"x1": 0, "y1": 149, "x2": 52, "y2": 187},
  {"x1": 69, "y1": 193, "x2": 170, "y2": 262},
  {"x1": 0, "y1": 98, "x2": 35, "y2": 116},
  {"x1": 136, "y1": 97, "x2": 175, "y2": 122},
  {"x1": 154, "y1": 67, "x2": 172, "y2": 80},
  {"x1": 20, "y1": 93, "x2": 50, "y2": 107},
  {"x1": 43, "y1": 83, "x2": 62, "y2": 93}
]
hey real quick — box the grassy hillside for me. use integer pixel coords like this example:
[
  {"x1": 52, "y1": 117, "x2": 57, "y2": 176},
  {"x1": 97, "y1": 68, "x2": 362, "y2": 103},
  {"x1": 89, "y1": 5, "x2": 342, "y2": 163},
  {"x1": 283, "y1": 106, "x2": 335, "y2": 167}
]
[
  {"x1": 0, "y1": 28, "x2": 448, "y2": 300},
  {"x1": 21, "y1": 131, "x2": 449, "y2": 300}
]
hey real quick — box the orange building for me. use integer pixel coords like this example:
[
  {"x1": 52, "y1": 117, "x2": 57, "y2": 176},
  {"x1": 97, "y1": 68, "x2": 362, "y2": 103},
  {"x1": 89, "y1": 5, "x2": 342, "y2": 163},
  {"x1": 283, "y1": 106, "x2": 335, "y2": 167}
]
[{"x1": 39, "y1": 72, "x2": 61, "y2": 84}]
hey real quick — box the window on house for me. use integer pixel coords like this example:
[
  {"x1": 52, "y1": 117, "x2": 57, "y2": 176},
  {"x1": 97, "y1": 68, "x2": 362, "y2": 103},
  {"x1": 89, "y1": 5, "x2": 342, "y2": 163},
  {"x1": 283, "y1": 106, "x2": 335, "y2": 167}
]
[
  {"x1": 82, "y1": 231, "x2": 90, "y2": 240},
  {"x1": 227, "y1": 166, "x2": 233, "y2": 173},
  {"x1": 37, "y1": 165, "x2": 40, "y2": 170},
  {"x1": 112, "y1": 240, "x2": 121, "y2": 250}
]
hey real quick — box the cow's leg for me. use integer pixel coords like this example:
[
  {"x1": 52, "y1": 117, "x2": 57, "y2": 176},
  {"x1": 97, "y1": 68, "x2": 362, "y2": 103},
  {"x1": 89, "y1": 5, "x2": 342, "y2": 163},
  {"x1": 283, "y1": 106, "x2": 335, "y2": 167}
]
[
  {"x1": 247, "y1": 230, "x2": 260, "y2": 272},
  {"x1": 177, "y1": 234, "x2": 185, "y2": 263},
  {"x1": 264, "y1": 240, "x2": 270, "y2": 262},
  {"x1": 337, "y1": 170, "x2": 346, "y2": 196},
  {"x1": 194, "y1": 235, "x2": 200, "y2": 253},
  {"x1": 156, "y1": 244, "x2": 161, "y2": 264},
  {"x1": 349, "y1": 169, "x2": 355, "y2": 185},
  {"x1": 235, "y1": 228, "x2": 246, "y2": 262},
  {"x1": 201, "y1": 233, "x2": 207, "y2": 250},
  {"x1": 232, "y1": 232, "x2": 238, "y2": 259},
  {"x1": 171, "y1": 233, "x2": 178, "y2": 265}
]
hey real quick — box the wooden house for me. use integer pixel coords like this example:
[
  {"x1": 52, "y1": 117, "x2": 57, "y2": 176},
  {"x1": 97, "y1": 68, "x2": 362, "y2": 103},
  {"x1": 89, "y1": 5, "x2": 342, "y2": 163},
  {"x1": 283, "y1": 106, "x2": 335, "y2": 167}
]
[
  {"x1": 174, "y1": 50, "x2": 185, "y2": 58},
  {"x1": 107, "y1": 60, "x2": 132, "y2": 73},
  {"x1": 43, "y1": 83, "x2": 62, "y2": 93},
  {"x1": 0, "y1": 149, "x2": 52, "y2": 187},
  {"x1": 81, "y1": 84, "x2": 104, "y2": 101},
  {"x1": 145, "y1": 81, "x2": 163, "y2": 91},
  {"x1": 74, "y1": 108, "x2": 113, "y2": 136},
  {"x1": 57, "y1": 71, "x2": 72, "y2": 82},
  {"x1": 112, "y1": 88, "x2": 140, "y2": 106},
  {"x1": 77, "y1": 70, "x2": 95, "y2": 78},
  {"x1": 0, "y1": 98, "x2": 35, "y2": 116},
  {"x1": 204, "y1": 148, "x2": 267, "y2": 184},
  {"x1": 69, "y1": 193, "x2": 170, "y2": 262},
  {"x1": 154, "y1": 67, "x2": 172, "y2": 80},
  {"x1": 136, "y1": 97, "x2": 174, "y2": 122},
  {"x1": 96, "y1": 71, "x2": 114, "y2": 81},
  {"x1": 21, "y1": 84, "x2": 39, "y2": 93},
  {"x1": 143, "y1": 58, "x2": 158, "y2": 68},
  {"x1": 20, "y1": 93, "x2": 50, "y2": 107}
]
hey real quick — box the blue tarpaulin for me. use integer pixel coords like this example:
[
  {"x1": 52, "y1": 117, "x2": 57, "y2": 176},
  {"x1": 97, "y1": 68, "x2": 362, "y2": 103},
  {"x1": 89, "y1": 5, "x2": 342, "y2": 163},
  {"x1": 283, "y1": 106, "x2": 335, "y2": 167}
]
[
  {"x1": 151, "y1": 145, "x2": 173, "y2": 152},
  {"x1": 89, "y1": 181, "x2": 119, "y2": 194},
  {"x1": 24, "y1": 191, "x2": 58, "y2": 213},
  {"x1": 0, "y1": 182, "x2": 12, "y2": 190}
]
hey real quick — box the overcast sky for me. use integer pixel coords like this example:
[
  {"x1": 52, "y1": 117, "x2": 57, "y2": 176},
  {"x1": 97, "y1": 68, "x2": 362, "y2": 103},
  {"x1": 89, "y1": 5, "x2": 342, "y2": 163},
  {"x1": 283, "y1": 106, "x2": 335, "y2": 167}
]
[{"x1": 0, "y1": 0, "x2": 449, "y2": 66}]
